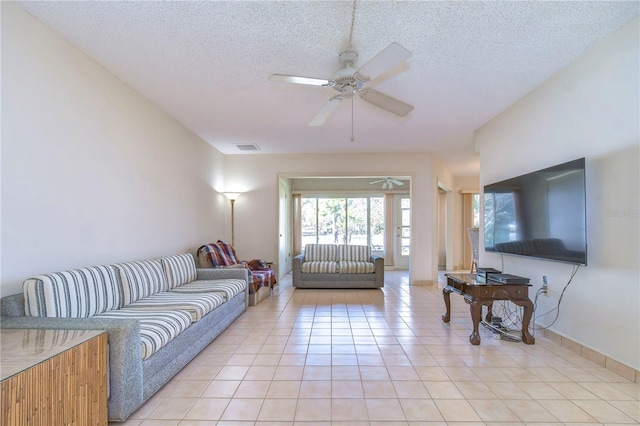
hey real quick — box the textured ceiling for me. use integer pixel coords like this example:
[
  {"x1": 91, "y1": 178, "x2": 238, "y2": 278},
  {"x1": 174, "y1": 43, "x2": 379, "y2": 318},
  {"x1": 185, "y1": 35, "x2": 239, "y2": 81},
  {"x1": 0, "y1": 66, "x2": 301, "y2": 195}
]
[{"x1": 16, "y1": 1, "x2": 639, "y2": 176}]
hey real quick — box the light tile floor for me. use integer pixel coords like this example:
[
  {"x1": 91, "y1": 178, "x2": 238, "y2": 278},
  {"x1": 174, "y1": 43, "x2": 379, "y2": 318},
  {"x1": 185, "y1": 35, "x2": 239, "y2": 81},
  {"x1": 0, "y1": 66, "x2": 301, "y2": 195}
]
[{"x1": 114, "y1": 271, "x2": 639, "y2": 425}]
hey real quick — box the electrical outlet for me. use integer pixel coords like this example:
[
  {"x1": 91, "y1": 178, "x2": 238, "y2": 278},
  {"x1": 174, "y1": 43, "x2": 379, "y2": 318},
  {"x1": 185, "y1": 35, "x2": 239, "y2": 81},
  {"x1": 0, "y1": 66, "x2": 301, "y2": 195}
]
[{"x1": 542, "y1": 275, "x2": 550, "y2": 296}]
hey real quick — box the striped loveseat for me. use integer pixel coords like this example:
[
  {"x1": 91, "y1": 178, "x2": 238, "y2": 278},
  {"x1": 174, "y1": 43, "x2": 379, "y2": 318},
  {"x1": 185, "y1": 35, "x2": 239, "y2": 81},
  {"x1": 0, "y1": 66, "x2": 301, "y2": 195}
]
[
  {"x1": 292, "y1": 244, "x2": 384, "y2": 288},
  {"x1": 0, "y1": 253, "x2": 248, "y2": 422}
]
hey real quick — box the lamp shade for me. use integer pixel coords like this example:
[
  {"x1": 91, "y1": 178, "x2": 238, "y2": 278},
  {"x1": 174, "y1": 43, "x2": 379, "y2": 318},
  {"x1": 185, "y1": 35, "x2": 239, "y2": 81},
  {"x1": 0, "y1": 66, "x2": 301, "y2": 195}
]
[{"x1": 223, "y1": 192, "x2": 241, "y2": 201}]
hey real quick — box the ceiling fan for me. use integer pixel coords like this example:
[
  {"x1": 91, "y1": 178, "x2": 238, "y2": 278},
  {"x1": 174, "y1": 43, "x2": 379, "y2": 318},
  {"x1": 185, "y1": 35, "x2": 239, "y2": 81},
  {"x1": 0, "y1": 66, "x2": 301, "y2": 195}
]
[
  {"x1": 269, "y1": 42, "x2": 414, "y2": 126},
  {"x1": 370, "y1": 177, "x2": 404, "y2": 190}
]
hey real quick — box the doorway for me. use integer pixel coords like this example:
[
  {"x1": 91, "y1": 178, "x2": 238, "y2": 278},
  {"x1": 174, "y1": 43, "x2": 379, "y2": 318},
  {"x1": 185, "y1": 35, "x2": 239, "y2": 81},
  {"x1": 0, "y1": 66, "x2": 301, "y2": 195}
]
[
  {"x1": 277, "y1": 178, "x2": 290, "y2": 279},
  {"x1": 281, "y1": 175, "x2": 412, "y2": 274}
]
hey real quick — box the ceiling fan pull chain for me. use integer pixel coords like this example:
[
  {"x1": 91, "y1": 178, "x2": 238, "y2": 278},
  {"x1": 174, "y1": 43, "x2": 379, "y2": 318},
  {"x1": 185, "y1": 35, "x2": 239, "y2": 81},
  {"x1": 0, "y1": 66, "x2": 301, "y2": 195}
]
[
  {"x1": 351, "y1": 96, "x2": 355, "y2": 142},
  {"x1": 348, "y1": 0, "x2": 357, "y2": 49}
]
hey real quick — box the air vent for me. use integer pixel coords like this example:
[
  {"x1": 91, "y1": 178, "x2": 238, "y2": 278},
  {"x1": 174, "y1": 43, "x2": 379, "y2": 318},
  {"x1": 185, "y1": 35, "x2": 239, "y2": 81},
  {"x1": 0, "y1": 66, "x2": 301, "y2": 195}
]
[{"x1": 235, "y1": 144, "x2": 261, "y2": 151}]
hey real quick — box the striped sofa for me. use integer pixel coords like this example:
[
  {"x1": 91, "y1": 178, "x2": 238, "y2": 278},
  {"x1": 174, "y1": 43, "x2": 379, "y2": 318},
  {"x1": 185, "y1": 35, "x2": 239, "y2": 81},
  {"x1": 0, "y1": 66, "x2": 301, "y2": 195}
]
[
  {"x1": 0, "y1": 253, "x2": 248, "y2": 422},
  {"x1": 293, "y1": 244, "x2": 384, "y2": 288}
]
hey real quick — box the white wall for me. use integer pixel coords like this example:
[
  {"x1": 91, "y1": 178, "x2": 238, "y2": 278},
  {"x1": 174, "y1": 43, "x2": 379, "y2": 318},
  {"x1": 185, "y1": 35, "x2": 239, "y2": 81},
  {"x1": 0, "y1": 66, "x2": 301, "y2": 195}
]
[
  {"x1": 476, "y1": 19, "x2": 639, "y2": 369},
  {"x1": 224, "y1": 152, "x2": 452, "y2": 284},
  {"x1": 1, "y1": 3, "x2": 227, "y2": 295}
]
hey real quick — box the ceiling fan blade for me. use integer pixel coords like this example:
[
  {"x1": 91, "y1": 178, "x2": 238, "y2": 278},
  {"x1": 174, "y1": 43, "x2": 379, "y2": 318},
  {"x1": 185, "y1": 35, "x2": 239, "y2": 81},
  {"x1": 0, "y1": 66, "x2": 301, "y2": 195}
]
[
  {"x1": 356, "y1": 42, "x2": 412, "y2": 81},
  {"x1": 359, "y1": 89, "x2": 414, "y2": 116},
  {"x1": 389, "y1": 178, "x2": 404, "y2": 185},
  {"x1": 366, "y1": 61, "x2": 411, "y2": 88},
  {"x1": 369, "y1": 179, "x2": 385, "y2": 184},
  {"x1": 269, "y1": 74, "x2": 334, "y2": 87},
  {"x1": 309, "y1": 96, "x2": 345, "y2": 126}
]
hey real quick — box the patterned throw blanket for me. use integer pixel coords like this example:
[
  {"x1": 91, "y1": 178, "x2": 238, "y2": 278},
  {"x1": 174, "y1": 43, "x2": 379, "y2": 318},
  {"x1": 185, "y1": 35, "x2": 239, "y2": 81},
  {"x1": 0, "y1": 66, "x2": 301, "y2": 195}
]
[{"x1": 196, "y1": 241, "x2": 276, "y2": 293}]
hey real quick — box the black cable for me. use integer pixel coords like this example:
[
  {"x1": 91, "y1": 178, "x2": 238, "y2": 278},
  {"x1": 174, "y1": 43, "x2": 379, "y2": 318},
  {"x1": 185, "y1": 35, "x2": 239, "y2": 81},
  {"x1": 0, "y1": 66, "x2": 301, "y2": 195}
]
[
  {"x1": 494, "y1": 300, "x2": 521, "y2": 330},
  {"x1": 493, "y1": 256, "x2": 580, "y2": 336},
  {"x1": 533, "y1": 265, "x2": 580, "y2": 331},
  {"x1": 481, "y1": 319, "x2": 522, "y2": 342},
  {"x1": 531, "y1": 287, "x2": 545, "y2": 336}
]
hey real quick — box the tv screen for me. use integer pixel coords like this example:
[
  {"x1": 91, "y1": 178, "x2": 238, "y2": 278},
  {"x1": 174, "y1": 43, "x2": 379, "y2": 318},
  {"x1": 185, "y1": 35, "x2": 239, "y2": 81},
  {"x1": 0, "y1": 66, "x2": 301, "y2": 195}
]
[{"x1": 484, "y1": 158, "x2": 587, "y2": 265}]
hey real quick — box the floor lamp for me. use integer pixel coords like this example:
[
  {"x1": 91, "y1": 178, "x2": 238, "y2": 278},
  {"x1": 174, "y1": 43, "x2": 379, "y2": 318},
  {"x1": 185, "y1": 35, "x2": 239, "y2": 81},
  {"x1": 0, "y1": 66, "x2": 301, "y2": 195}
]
[{"x1": 223, "y1": 192, "x2": 241, "y2": 246}]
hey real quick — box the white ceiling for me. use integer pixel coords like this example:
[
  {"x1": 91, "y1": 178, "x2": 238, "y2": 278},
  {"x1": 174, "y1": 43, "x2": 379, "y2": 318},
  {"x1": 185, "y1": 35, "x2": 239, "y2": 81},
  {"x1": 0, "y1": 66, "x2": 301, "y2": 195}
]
[{"x1": 17, "y1": 1, "x2": 639, "y2": 176}]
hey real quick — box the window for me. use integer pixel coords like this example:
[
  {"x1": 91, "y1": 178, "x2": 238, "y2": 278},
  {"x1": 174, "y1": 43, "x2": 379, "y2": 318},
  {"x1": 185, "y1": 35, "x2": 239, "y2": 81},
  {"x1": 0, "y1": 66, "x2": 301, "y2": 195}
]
[
  {"x1": 473, "y1": 193, "x2": 480, "y2": 228},
  {"x1": 483, "y1": 192, "x2": 516, "y2": 249},
  {"x1": 400, "y1": 197, "x2": 411, "y2": 256},
  {"x1": 347, "y1": 198, "x2": 366, "y2": 245},
  {"x1": 370, "y1": 197, "x2": 384, "y2": 251},
  {"x1": 301, "y1": 195, "x2": 384, "y2": 252},
  {"x1": 301, "y1": 198, "x2": 318, "y2": 246}
]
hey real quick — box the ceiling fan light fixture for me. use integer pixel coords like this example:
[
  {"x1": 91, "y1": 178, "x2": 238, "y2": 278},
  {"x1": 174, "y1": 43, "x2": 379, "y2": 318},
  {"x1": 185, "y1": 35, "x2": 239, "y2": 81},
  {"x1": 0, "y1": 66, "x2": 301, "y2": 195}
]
[{"x1": 338, "y1": 50, "x2": 358, "y2": 67}]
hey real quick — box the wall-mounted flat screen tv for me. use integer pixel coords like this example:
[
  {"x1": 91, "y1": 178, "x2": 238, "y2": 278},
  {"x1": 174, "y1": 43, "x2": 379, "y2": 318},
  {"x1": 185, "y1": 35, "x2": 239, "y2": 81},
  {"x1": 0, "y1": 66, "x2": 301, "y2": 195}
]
[{"x1": 484, "y1": 158, "x2": 587, "y2": 265}]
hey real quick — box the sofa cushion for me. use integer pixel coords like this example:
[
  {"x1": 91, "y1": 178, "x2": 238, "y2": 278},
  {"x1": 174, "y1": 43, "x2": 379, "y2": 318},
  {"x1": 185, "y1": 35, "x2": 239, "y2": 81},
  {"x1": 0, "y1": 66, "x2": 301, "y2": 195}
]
[
  {"x1": 338, "y1": 260, "x2": 376, "y2": 274},
  {"x1": 23, "y1": 265, "x2": 121, "y2": 318},
  {"x1": 338, "y1": 245, "x2": 371, "y2": 262},
  {"x1": 304, "y1": 244, "x2": 338, "y2": 262},
  {"x1": 159, "y1": 254, "x2": 197, "y2": 289},
  {"x1": 114, "y1": 260, "x2": 167, "y2": 305},
  {"x1": 94, "y1": 308, "x2": 192, "y2": 360},
  {"x1": 124, "y1": 291, "x2": 225, "y2": 322},
  {"x1": 300, "y1": 261, "x2": 338, "y2": 273},
  {"x1": 170, "y1": 279, "x2": 246, "y2": 301}
]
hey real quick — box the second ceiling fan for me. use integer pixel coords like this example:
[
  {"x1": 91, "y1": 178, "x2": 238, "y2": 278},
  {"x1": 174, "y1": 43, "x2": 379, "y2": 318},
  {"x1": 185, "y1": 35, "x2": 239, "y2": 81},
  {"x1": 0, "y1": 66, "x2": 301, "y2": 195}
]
[{"x1": 370, "y1": 177, "x2": 405, "y2": 190}]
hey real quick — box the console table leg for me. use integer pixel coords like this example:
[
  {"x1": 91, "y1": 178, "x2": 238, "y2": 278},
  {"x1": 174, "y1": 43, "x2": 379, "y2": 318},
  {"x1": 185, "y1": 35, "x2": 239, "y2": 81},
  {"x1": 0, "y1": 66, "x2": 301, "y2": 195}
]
[
  {"x1": 442, "y1": 287, "x2": 451, "y2": 323},
  {"x1": 469, "y1": 301, "x2": 482, "y2": 345},
  {"x1": 514, "y1": 299, "x2": 536, "y2": 345},
  {"x1": 485, "y1": 302, "x2": 493, "y2": 323}
]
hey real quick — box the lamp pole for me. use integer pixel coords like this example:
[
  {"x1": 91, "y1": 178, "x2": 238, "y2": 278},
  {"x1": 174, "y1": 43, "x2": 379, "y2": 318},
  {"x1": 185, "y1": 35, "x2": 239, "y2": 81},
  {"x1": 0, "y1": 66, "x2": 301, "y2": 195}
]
[
  {"x1": 229, "y1": 198, "x2": 235, "y2": 246},
  {"x1": 223, "y1": 192, "x2": 241, "y2": 246}
]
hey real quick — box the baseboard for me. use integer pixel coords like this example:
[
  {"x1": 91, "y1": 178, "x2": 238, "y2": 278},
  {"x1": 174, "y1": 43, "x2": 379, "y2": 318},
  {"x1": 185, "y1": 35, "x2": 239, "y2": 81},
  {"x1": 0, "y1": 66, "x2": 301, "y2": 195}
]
[{"x1": 543, "y1": 329, "x2": 639, "y2": 383}]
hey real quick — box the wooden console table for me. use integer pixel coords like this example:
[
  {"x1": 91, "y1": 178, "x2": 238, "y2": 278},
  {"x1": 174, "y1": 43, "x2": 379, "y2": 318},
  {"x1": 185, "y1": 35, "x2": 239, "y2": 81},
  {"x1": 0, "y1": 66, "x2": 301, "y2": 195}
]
[
  {"x1": 442, "y1": 273, "x2": 535, "y2": 345},
  {"x1": 1, "y1": 328, "x2": 108, "y2": 425}
]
